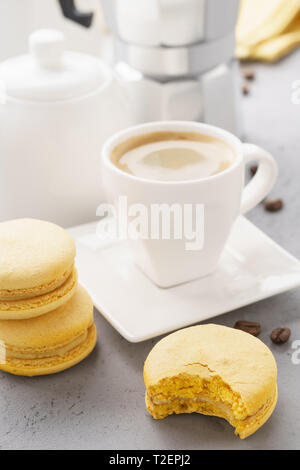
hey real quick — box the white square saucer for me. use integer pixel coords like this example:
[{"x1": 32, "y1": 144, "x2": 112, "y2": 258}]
[{"x1": 68, "y1": 217, "x2": 300, "y2": 342}]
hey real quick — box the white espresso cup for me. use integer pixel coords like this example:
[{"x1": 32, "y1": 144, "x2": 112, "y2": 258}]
[{"x1": 101, "y1": 121, "x2": 277, "y2": 288}]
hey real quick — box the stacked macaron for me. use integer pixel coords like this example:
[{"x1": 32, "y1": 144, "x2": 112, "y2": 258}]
[{"x1": 0, "y1": 218, "x2": 97, "y2": 376}]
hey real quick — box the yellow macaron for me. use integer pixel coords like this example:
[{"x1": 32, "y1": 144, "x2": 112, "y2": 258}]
[
  {"x1": 0, "y1": 284, "x2": 97, "y2": 376},
  {"x1": 144, "y1": 324, "x2": 278, "y2": 439},
  {"x1": 0, "y1": 218, "x2": 77, "y2": 319}
]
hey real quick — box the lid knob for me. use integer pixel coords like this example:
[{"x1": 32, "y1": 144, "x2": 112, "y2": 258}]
[{"x1": 29, "y1": 29, "x2": 65, "y2": 69}]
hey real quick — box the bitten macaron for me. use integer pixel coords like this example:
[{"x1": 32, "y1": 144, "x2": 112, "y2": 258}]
[
  {"x1": 0, "y1": 284, "x2": 97, "y2": 376},
  {"x1": 144, "y1": 324, "x2": 278, "y2": 439},
  {"x1": 0, "y1": 218, "x2": 77, "y2": 319}
]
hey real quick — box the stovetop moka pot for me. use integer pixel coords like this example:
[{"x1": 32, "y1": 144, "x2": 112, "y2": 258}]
[{"x1": 58, "y1": 0, "x2": 241, "y2": 134}]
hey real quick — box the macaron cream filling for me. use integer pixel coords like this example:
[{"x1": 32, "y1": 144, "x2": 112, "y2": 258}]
[
  {"x1": 145, "y1": 375, "x2": 278, "y2": 439},
  {"x1": 0, "y1": 268, "x2": 77, "y2": 318},
  {"x1": 0, "y1": 323, "x2": 97, "y2": 376},
  {"x1": 4, "y1": 323, "x2": 94, "y2": 359}
]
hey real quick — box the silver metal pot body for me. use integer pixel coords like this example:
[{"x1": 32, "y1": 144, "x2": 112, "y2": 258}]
[
  {"x1": 102, "y1": 0, "x2": 240, "y2": 47},
  {"x1": 115, "y1": 60, "x2": 241, "y2": 135}
]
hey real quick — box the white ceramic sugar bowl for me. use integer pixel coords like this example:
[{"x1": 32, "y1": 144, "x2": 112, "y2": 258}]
[{"x1": 0, "y1": 29, "x2": 130, "y2": 227}]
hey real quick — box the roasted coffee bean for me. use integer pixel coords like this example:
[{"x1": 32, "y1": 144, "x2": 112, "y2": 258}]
[
  {"x1": 242, "y1": 83, "x2": 250, "y2": 95},
  {"x1": 234, "y1": 320, "x2": 261, "y2": 337},
  {"x1": 242, "y1": 68, "x2": 255, "y2": 80},
  {"x1": 264, "y1": 198, "x2": 283, "y2": 212},
  {"x1": 271, "y1": 327, "x2": 291, "y2": 344},
  {"x1": 250, "y1": 165, "x2": 258, "y2": 176}
]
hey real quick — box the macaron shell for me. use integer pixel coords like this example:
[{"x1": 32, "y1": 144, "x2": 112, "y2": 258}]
[
  {"x1": 0, "y1": 324, "x2": 97, "y2": 376},
  {"x1": 238, "y1": 386, "x2": 278, "y2": 439},
  {"x1": 0, "y1": 268, "x2": 78, "y2": 320},
  {"x1": 0, "y1": 218, "x2": 76, "y2": 291}
]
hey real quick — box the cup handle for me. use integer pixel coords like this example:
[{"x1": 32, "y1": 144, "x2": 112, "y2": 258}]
[{"x1": 240, "y1": 143, "x2": 278, "y2": 214}]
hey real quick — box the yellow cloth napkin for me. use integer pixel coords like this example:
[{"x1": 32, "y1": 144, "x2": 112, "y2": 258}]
[{"x1": 236, "y1": 0, "x2": 300, "y2": 61}]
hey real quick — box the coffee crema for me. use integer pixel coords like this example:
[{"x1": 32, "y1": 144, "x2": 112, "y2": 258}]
[{"x1": 111, "y1": 131, "x2": 236, "y2": 182}]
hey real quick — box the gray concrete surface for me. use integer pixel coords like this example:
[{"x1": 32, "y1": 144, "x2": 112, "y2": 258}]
[{"x1": 1, "y1": 50, "x2": 300, "y2": 450}]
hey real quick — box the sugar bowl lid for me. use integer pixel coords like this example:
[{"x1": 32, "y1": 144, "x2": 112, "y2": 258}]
[{"x1": 0, "y1": 29, "x2": 111, "y2": 101}]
